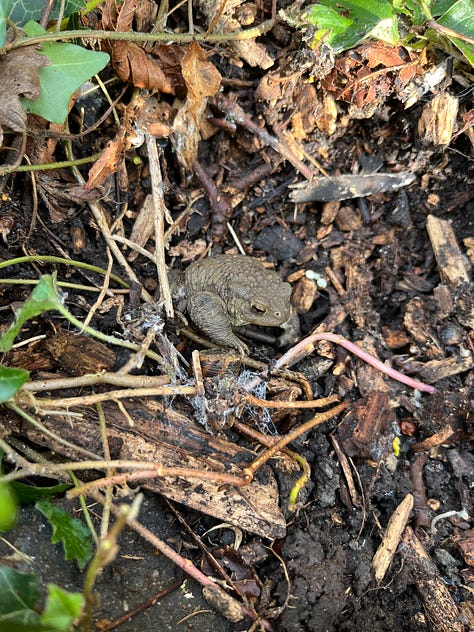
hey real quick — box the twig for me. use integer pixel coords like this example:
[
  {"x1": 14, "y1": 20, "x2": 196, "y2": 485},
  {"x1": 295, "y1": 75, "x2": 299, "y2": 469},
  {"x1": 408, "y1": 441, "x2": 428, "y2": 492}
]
[
  {"x1": 243, "y1": 402, "x2": 349, "y2": 479},
  {"x1": 23, "y1": 372, "x2": 169, "y2": 392},
  {"x1": 6, "y1": 20, "x2": 277, "y2": 51},
  {"x1": 372, "y1": 493, "x2": 414, "y2": 585},
  {"x1": 244, "y1": 392, "x2": 340, "y2": 409},
  {"x1": 146, "y1": 134, "x2": 174, "y2": 317},
  {"x1": 66, "y1": 150, "x2": 154, "y2": 303},
  {"x1": 30, "y1": 385, "x2": 197, "y2": 408},
  {"x1": 216, "y1": 94, "x2": 313, "y2": 180}
]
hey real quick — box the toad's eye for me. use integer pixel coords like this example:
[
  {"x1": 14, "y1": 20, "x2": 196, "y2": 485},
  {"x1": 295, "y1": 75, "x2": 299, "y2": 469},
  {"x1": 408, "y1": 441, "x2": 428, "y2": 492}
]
[{"x1": 251, "y1": 303, "x2": 267, "y2": 315}]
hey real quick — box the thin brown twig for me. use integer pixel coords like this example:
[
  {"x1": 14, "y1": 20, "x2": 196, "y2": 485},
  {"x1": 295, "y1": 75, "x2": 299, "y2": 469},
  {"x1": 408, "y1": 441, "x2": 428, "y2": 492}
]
[
  {"x1": 244, "y1": 392, "x2": 340, "y2": 409},
  {"x1": 146, "y1": 133, "x2": 174, "y2": 317},
  {"x1": 243, "y1": 402, "x2": 349, "y2": 479},
  {"x1": 30, "y1": 385, "x2": 197, "y2": 408},
  {"x1": 216, "y1": 94, "x2": 313, "y2": 180}
]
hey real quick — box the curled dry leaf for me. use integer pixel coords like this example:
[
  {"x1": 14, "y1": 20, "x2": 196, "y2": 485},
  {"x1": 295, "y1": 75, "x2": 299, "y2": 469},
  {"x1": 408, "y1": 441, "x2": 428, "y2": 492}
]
[
  {"x1": 323, "y1": 42, "x2": 426, "y2": 118},
  {"x1": 172, "y1": 42, "x2": 222, "y2": 170},
  {"x1": 102, "y1": 0, "x2": 185, "y2": 92},
  {"x1": 0, "y1": 46, "x2": 50, "y2": 145}
]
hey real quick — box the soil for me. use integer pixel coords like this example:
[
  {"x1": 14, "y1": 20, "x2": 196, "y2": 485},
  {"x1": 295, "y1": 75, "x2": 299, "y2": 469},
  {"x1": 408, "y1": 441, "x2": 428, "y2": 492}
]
[{"x1": 0, "y1": 6, "x2": 473, "y2": 632}]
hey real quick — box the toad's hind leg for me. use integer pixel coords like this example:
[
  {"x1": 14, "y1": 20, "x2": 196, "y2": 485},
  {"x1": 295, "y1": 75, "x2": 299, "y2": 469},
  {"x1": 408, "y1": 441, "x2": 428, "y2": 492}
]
[{"x1": 187, "y1": 291, "x2": 249, "y2": 355}]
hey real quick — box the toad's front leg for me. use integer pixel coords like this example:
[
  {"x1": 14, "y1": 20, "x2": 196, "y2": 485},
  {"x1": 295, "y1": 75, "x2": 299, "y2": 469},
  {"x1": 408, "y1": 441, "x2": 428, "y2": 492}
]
[{"x1": 187, "y1": 291, "x2": 249, "y2": 356}]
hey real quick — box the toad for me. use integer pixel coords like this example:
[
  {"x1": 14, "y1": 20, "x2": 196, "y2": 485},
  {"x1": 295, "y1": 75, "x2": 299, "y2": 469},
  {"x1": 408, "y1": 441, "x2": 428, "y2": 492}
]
[{"x1": 172, "y1": 254, "x2": 300, "y2": 355}]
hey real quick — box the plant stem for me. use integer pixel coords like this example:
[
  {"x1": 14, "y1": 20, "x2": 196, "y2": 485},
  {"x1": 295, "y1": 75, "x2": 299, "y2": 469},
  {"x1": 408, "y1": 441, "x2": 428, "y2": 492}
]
[{"x1": 5, "y1": 20, "x2": 276, "y2": 51}]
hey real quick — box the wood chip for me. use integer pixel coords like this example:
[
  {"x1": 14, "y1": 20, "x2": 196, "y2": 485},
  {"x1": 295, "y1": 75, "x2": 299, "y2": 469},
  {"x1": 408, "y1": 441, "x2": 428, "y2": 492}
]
[
  {"x1": 418, "y1": 92, "x2": 459, "y2": 145},
  {"x1": 372, "y1": 493, "x2": 414, "y2": 584},
  {"x1": 426, "y1": 214, "x2": 470, "y2": 287},
  {"x1": 402, "y1": 526, "x2": 466, "y2": 632}
]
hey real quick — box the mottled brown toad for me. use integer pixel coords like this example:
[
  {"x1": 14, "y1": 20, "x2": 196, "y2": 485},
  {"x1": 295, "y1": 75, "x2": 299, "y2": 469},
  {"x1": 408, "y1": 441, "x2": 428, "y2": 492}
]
[{"x1": 178, "y1": 254, "x2": 299, "y2": 355}]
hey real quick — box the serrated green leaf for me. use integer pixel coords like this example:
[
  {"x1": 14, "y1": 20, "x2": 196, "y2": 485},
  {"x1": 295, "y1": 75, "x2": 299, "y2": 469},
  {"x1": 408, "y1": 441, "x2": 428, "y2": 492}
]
[
  {"x1": 36, "y1": 500, "x2": 94, "y2": 569},
  {"x1": 0, "y1": 365, "x2": 29, "y2": 401},
  {"x1": 10, "y1": 0, "x2": 84, "y2": 26},
  {"x1": 0, "y1": 275, "x2": 63, "y2": 352},
  {"x1": 40, "y1": 584, "x2": 83, "y2": 631},
  {"x1": 0, "y1": 565, "x2": 41, "y2": 625},
  {"x1": 0, "y1": 0, "x2": 13, "y2": 47},
  {"x1": 21, "y1": 22, "x2": 109, "y2": 124},
  {"x1": 0, "y1": 482, "x2": 18, "y2": 531}
]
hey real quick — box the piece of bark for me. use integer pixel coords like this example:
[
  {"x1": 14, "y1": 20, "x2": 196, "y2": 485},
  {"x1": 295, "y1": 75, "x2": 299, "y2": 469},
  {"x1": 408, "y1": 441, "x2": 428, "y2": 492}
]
[
  {"x1": 453, "y1": 529, "x2": 474, "y2": 567},
  {"x1": 331, "y1": 435, "x2": 362, "y2": 507},
  {"x1": 426, "y1": 215, "x2": 470, "y2": 287},
  {"x1": 409, "y1": 453, "x2": 431, "y2": 529},
  {"x1": 44, "y1": 331, "x2": 116, "y2": 375},
  {"x1": 418, "y1": 92, "x2": 459, "y2": 145},
  {"x1": 405, "y1": 355, "x2": 474, "y2": 383},
  {"x1": 290, "y1": 172, "x2": 416, "y2": 202},
  {"x1": 291, "y1": 276, "x2": 318, "y2": 314},
  {"x1": 372, "y1": 493, "x2": 414, "y2": 584},
  {"x1": 402, "y1": 526, "x2": 468, "y2": 632},
  {"x1": 6, "y1": 398, "x2": 286, "y2": 539},
  {"x1": 337, "y1": 391, "x2": 396, "y2": 459},
  {"x1": 381, "y1": 327, "x2": 410, "y2": 350}
]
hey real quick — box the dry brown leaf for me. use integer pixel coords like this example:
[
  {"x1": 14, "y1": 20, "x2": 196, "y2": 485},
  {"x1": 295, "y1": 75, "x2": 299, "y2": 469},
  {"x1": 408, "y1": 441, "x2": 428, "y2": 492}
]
[
  {"x1": 172, "y1": 42, "x2": 221, "y2": 170},
  {"x1": 102, "y1": 0, "x2": 184, "y2": 92},
  {"x1": 324, "y1": 42, "x2": 424, "y2": 118},
  {"x1": 181, "y1": 42, "x2": 222, "y2": 102},
  {"x1": 86, "y1": 123, "x2": 132, "y2": 190},
  {"x1": 0, "y1": 46, "x2": 50, "y2": 145}
]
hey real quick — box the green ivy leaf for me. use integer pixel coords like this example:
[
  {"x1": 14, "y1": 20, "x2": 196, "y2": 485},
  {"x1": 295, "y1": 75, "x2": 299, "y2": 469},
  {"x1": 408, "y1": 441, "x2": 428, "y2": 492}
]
[
  {"x1": 0, "y1": 565, "x2": 41, "y2": 626},
  {"x1": 0, "y1": 275, "x2": 63, "y2": 352},
  {"x1": 10, "y1": 0, "x2": 84, "y2": 26},
  {"x1": 36, "y1": 499, "x2": 94, "y2": 569},
  {"x1": 0, "y1": 566, "x2": 81, "y2": 631},
  {"x1": 0, "y1": 365, "x2": 29, "y2": 401},
  {"x1": 21, "y1": 21, "x2": 109, "y2": 124},
  {"x1": 40, "y1": 584, "x2": 84, "y2": 631},
  {"x1": 0, "y1": 0, "x2": 13, "y2": 47}
]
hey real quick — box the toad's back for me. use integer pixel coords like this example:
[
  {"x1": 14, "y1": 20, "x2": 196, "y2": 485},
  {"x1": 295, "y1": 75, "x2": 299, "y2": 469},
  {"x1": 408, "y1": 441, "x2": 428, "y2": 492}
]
[{"x1": 185, "y1": 254, "x2": 284, "y2": 300}]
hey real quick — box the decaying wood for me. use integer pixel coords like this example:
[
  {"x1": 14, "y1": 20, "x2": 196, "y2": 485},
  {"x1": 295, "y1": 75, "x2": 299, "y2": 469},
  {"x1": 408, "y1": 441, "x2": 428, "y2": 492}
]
[
  {"x1": 8, "y1": 399, "x2": 286, "y2": 539},
  {"x1": 337, "y1": 391, "x2": 396, "y2": 459},
  {"x1": 371, "y1": 493, "x2": 414, "y2": 584},
  {"x1": 330, "y1": 435, "x2": 361, "y2": 507},
  {"x1": 290, "y1": 172, "x2": 416, "y2": 202},
  {"x1": 453, "y1": 528, "x2": 474, "y2": 567},
  {"x1": 412, "y1": 355, "x2": 474, "y2": 383},
  {"x1": 418, "y1": 92, "x2": 459, "y2": 145},
  {"x1": 426, "y1": 214, "x2": 470, "y2": 287},
  {"x1": 402, "y1": 526, "x2": 468, "y2": 632}
]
